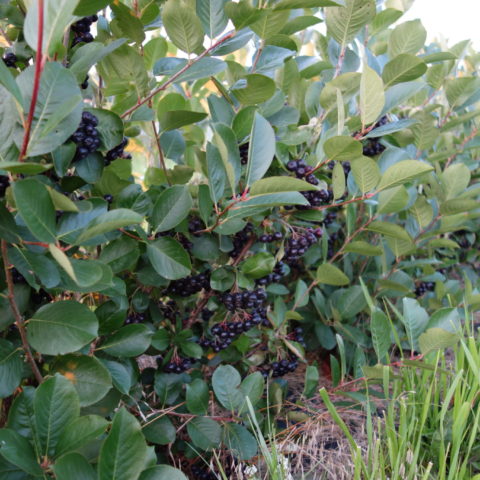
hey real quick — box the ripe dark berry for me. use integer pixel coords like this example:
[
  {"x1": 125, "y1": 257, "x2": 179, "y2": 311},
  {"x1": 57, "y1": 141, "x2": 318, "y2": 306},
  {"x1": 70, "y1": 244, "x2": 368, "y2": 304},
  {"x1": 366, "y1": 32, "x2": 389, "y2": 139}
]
[
  {"x1": 81, "y1": 75, "x2": 89, "y2": 89},
  {"x1": 188, "y1": 216, "x2": 205, "y2": 236},
  {"x1": 103, "y1": 194, "x2": 113, "y2": 204},
  {"x1": 125, "y1": 312, "x2": 147, "y2": 325},
  {"x1": 71, "y1": 112, "x2": 100, "y2": 160},
  {"x1": 239, "y1": 143, "x2": 249, "y2": 165},
  {"x1": 105, "y1": 137, "x2": 130, "y2": 165},
  {"x1": 71, "y1": 16, "x2": 98, "y2": 46},
  {"x1": 10, "y1": 268, "x2": 25, "y2": 284},
  {"x1": 2, "y1": 52, "x2": 17, "y2": 68},
  {"x1": 165, "y1": 272, "x2": 210, "y2": 297},
  {"x1": 415, "y1": 281, "x2": 435, "y2": 297},
  {"x1": 230, "y1": 222, "x2": 254, "y2": 258},
  {"x1": 0, "y1": 175, "x2": 9, "y2": 197}
]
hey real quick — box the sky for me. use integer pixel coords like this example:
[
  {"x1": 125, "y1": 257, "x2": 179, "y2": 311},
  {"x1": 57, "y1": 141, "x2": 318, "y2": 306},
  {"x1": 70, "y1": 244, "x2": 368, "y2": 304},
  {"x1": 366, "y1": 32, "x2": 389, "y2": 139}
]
[{"x1": 402, "y1": 0, "x2": 480, "y2": 48}]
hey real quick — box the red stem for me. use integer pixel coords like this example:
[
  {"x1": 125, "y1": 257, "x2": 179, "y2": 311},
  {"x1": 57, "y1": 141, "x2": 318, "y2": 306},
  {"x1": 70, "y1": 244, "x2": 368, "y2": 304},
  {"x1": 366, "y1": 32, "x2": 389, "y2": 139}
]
[{"x1": 19, "y1": 0, "x2": 45, "y2": 161}]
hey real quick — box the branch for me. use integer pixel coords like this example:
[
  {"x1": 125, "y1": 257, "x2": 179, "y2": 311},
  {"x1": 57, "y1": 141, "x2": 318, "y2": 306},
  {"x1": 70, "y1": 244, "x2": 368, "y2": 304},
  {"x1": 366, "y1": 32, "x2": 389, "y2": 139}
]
[
  {"x1": 19, "y1": 0, "x2": 45, "y2": 161},
  {"x1": 151, "y1": 119, "x2": 171, "y2": 185},
  {"x1": 120, "y1": 32, "x2": 235, "y2": 119},
  {"x1": 1, "y1": 240, "x2": 43, "y2": 384},
  {"x1": 310, "y1": 192, "x2": 377, "y2": 212},
  {"x1": 445, "y1": 127, "x2": 479, "y2": 168}
]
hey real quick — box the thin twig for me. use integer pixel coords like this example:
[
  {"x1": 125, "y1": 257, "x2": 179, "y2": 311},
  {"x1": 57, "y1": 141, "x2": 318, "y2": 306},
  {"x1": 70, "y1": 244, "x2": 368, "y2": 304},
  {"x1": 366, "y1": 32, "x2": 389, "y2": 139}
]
[
  {"x1": 151, "y1": 119, "x2": 171, "y2": 185},
  {"x1": 1, "y1": 240, "x2": 43, "y2": 384},
  {"x1": 121, "y1": 32, "x2": 235, "y2": 119},
  {"x1": 19, "y1": 0, "x2": 45, "y2": 161},
  {"x1": 445, "y1": 127, "x2": 479, "y2": 168}
]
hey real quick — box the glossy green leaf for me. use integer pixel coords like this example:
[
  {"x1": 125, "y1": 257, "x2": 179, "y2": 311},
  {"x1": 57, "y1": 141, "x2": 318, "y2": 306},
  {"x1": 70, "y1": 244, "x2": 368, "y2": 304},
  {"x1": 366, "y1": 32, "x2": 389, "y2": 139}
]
[
  {"x1": 142, "y1": 415, "x2": 176, "y2": 445},
  {"x1": 316, "y1": 264, "x2": 349, "y2": 286},
  {"x1": 222, "y1": 423, "x2": 257, "y2": 460},
  {"x1": 99, "y1": 324, "x2": 152, "y2": 357},
  {"x1": 250, "y1": 176, "x2": 317, "y2": 196},
  {"x1": 377, "y1": 160, "x2": 433, "y2": 191},
  {"x1": 324, "y1": 136, "x2": 363, "y2": 161},
  {"x1": 0, "y1": 340, "x2": 23, "y2": 398},
  {"x1": 231, "y1": 74, "x2": 276, "y2": 105},
  {"x1": 54, "y1": 453, "x2": 96, "y2": 480},
  {"x1": 388, "y1": 20, "x2": 427, "y2": 57},
  {"x1": 382, "y1": 54, "x2": 427, "y2": 88},
  {"x1": 147, "y1": 237, "x2": 192, "y2": 280},
  {"x1": 186, "y1": 379, "x2": 209, "y2": 415},
  {"x1": 351, "y1": 156, "x2": 380, "y2": 192},
  {"x1": 0, "y1": 429, "x2": 43, "y2": 477},
  {"x1": 360, "y1": 65, "x2": 384, "y2": 125},
  {"x1": 187, "y1": 417, "x2": 222, "y2": 450},
  {"x1": 196, "y1": 0, "x2": 229, "y2": 38},
  {"x1": 152, "y1": 186, "x2": 193, "y2": 233},
  {"x1": 139, "y1": 466, "x2": 188, "y2": 480}
]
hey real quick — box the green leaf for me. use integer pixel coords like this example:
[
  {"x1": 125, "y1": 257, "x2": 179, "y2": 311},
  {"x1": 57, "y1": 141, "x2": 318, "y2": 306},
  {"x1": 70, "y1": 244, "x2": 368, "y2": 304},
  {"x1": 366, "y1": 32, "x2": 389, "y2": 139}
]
[
  {"x1": 147, "y1": 237, "x2": 192, "y2": 281},
  {"x1": 360, "y1": 65, "x2": 384, "y2": 125},
  {"x1": 224, "y1": 1, "x2": 265, "y2": 30},
  {"x1": 382, "y1": 54, "x2": 427, "y2": 88},
  {"x1": 86, "y1": 108, "x2": 124, "y2": 151},
  {"x1": 332, "y1": 162, "x2": 346, "y2": 200},
  {"x1": 24, "y1": 0, "x2": 78, "y2": 56},
  {"x1": 56, "y1": 415, "x2": 109, "y2": 457},
  {"x1": 274, "y1": 0, "x2": 340, "y2": 9},
  {"x1": 162, "y1": 0, "x2": 205, "y2": 54},
  {"x1": 402, "y1": 298, "x2": 429, "y2": 351},
  {"x1": 426, "y1": 308, "x2": 461, "y2": 333},
  {"x1": 445, "y1": 77, "x2": 480, "y2": 109},
  {"x1": 441, "y1": 163, "x2": 471, "y2": 200},
  {"x1": 250, "y1": 176, "x2": 317, "y2": 196},
  {"x1": 0, "y1": 339, "x2": 23, "y2": 398},
  {"x1": 411, "y1": 112, "x2": 438, "y2": 150},
  {"x1": 52, "y1": 354, "x2": 112, "y2": 407},
  {"x1": 187, "y1": 417, "x2": 222, "y2": 450},
  {"x1": 324, "y1": 136, "x2": 363, "y2": 161},
  {"x1": 377, "y1": 160, "x2": 433, "y2": 191},
  {"x1": 326, "y1": 0, "x2": 376, "y2": 47},
  {"x1": 196, "y1": 0, "x2": 229, "y2": 38},
  {"x1": 0, "y1": 203, "x2": 19, "y2": 243},
  {"x1": 110, "y1": 2, "x2": 145, "y2": 44},
  {"x1": 409, "y1": 196, "x2": 434, "y2": 228},
  {"x1": 250, "y1": 9, "x2": 290, "y2": 39},
  {"x1": 98, "y1": 408, "x2": 148, "y2": 480},
  {"x1": 13, "y1": 178, "x2": 56, "y2": 243},
  {"x1": 344, "y1": 241, "x2": 383, "y2": 256},
  {"x1": 139, "y1": 466, "x2": 188, "y2": 480},
  {"x1": 142, "y1": 415, "x2": 176, "y2": 445},
  {"x1": 366, "y1": 221, "x2": 412, "y2": 242},
  {"x1": 158, "y1": 110, "x2": 208, "y2": 131},
  {"x1": 440, "y1": 198, "x2": 479, "y2": 216},
  {"x1": 34, "y1": 374, "x2": 80, "y2": 457},
  {"x1": 245, "y1": 113, "x2": 276, "y2": 187},
  {"x1": 0, "y1": 56, "x2": 23, "y2": 105},
  {"x1": 351, "y1": 156, "x2": 380, "y2": 192},
  {"x1": 186, "y1": 379, "x2": 209, "y2": 415},
  {"x1": 371, "y1": 310, "x2": 390, "y2": 363},
  {"x1": 0, "y1": 429, "x2": 43, "y2": 476},
  {"x1": 74, "y1": 0, "x2": 110, "y2": 16},
  {"x1": 241, "y1": 252, "x2": 275, "y2": 279},
  {"x1": 27, "y1": 300, "x2": 98, "y2": 355},
  {"x1": 222, "y1": 424, "x2": 257, "y2": 460},
  {"x1": 152, "y1": 186, "x2": 193, "y2": 233},
  {"x1": 388, "y1": 20, "x2": 427, "y2": 57},
  {"x1": 48, "y1": 244, "x2": 78, "y2": 283},
  {"x1": 316, "y1": 264, "x2": 349, "y2": 286},
  {"x1": 54, "y1": 453, "x2": 96, "y2": 480},
  {"x1": 239, "y1": 372, "x2": 264, "y2": 409},
  {"x1": 0, "y1": 87, "x2": 19, "y2": 163},
  {"x1": 419, "y1": 328, "x2": 460, "y2": 355},
  {"x1": 16, "y1": 62, "x2": 82, "y2": 157},
  {"x1": 378, "y1": 185, "x2": 409, "y2": 214},
  {"x1": 75, "y1": 209, "x2": 143, "y2": 244},
  {"x1": 231, "y1": 74, "x2": 276, "y2": 105},
  {"x1": 212, "y1": 365, "x2": 242, "y2": 410},
  {"x1": 99, "y1": 324, "x2": 152, "y2": 357},
  {"x1": 207, "y1": 142, "x2": 226, "y2": 204}
]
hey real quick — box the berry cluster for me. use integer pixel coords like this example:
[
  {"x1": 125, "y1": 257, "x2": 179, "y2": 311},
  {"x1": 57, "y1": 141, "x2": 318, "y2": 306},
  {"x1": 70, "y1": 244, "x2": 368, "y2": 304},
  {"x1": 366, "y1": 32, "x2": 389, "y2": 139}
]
[
  {"x1": 415, "y1": 281, "x2": 435, "y2": 297},
  {"x1": 284, "y1": 228, "x2": 322, "y2": 263},
  {"x1": 158, "y1": 300, "x2": 179, "y2": 321},
  {"x1": 201, "y1": 308, "x2": 214, "y2": 321},
  {"x1": 71, "y1": 112, "x2": 100, "y2": 161},
  {"x1": 286, "y1": 159, "x2": 319, "y2": 185},
  {"x1": 323, "y1": 211, "x2": 337, "y2": 227},
  {"x1": 155, "y1": 230, "x2": 193, "y2": 250},
  {"x1": 220, "y1": 288, "x2": 267, "y2": 311},
  {"x1": 230, "y1": 222, "x2": 254, "y2": 258},
  {"x1": 200, "y1": 309, "x2": 266, "y2": 352},
  {"x1": 161, "y1": 356, "x2": 195, "y2": 374},
  {"x1": 188, "y1": 216, "x2": 205, "y2": 236},
  {"x1": 256, "y1": 262, "x2": 286, "y2": 286},
  {"x1": 125, "y1": 312, "x2": 147, "y2": 324},
  {"x1": 105, "y1": 138, "x2": 131, "y2": 165},
  {"x1": 328, "y1": 160, "x2": 351, "y2": 175},
  {"x1": 289, "y1": 326, "x2": 305, "y2": 346},
  {"x1": 2, "y1": 52, "x2": 17, "y2": 68},
  {"x1": 327, "y1": 232, "x2": 339, "y2": 259},
  {"x1": 165, "y1": 272, "x2": 210, "y2": 297},
  {"x1": 31, "y1": 289, "x2": 50, "y2": 306},
  {"x1": 259, "y1": 231, "x2": 283, "y2": 243},
  {"x1": 239, "y1": 143, "x2": 249, "y2": 165},
  {"x1": 362, "y1": 138, "x2": 386, "y2": 157},
  {"x1": 191, "y1": 464, "x2": 216, "y2": 480},
  {"x1": 71, "y1": 15, "x2": 98, "y2": 47},
  {"x1": 260, "y1": 358, "x2": 299, "y2": 378},
  {"x1": 0, "y1": 175, "x2": 9, "y2": 197},
  {"x1": 299, "y1": 188, "x2": 333, "y2": 209}
]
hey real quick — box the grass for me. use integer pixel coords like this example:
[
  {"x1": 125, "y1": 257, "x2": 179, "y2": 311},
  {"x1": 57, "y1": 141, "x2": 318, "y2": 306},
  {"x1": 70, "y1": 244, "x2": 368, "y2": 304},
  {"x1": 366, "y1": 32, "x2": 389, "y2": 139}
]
[{"x1": 230, "y1": 314, "x2": 480, "y2": 480}]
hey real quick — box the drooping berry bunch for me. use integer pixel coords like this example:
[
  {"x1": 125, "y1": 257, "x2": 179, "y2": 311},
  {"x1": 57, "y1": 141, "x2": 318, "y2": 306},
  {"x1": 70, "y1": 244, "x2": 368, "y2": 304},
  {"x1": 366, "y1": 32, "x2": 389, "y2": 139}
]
[
  {"x1": 328, "y1": 160, "x2": 351, "y2": 175},
  {"x1": 259, "y1": 231, "x2": 283, "y2": 243},
  {"x1": 286, "y1": 159, "x2": 319, "y2": 185},
  {"x1": 230, "y1": 222, "x2": 254, "y2": 258},
  {"x1": 284, "y1": 228, "x2": 323, "y2": 263},
  {"x1": 71, "y1": 15, "x2": 98, "y2": 47},
  {"x1": 0, "y1": 175, "x2": 9, "y2": 197},
  {"x1": 105, "y1": 138, "x2": 131, "y2": 165},
  {"x1": 256, "y1": 262, "x2": 287, "y2": 286},
  {"x1": 220, "y1": 288, "x2": 267, "y2": 311},
  {"x1": 201, "y1": 308, "x2": 214, "y2": 321},
  {"x1": 259, "y1": 357, "x2": 299, "y2": 378},
  {"x1": 323, "y1": 211, "x2": 337, "y2": 227},
  {"x1": 71, "y1": 112, "x2": 100, "y2": 160},
  {"x1": 362, "y1": 116, "x2": 389, "y2": 157},
  {"x1": 453, "y1": 229, "x2": 472, "y2": 249},
  {"x1": 239, "y1": 143, "x2": 249, "y2": 165},
  {"x1": 158, "y1": 300, "x2": 179, "y2": 321},
  {"x1": 125, "y1": 312, "x2": 147, "y2": 324},
  {"x1": 31, "y1": 289, "x2": 50, "y2": 306},
  {"x1": 289, "y1": 326, "x2": 305, "y2": 346},
  {"x1": 415, "y1": 281, "x2": 435, "y2": 297},
  {"x1": 165, "y1": 272, "x2": 210, "y2": 297},
  {"x1": 162, "y1": 356, "x2": 195, "y2": 374},
  {"x1": 2, "y1": 52, "x2": 17, "y2": 68},
  {"x1": 188, "y1": 216, "x2": 205, "y2": 236},
  {"x1": 299, "y1": 188, "x2": 333, "y2": 209}
]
